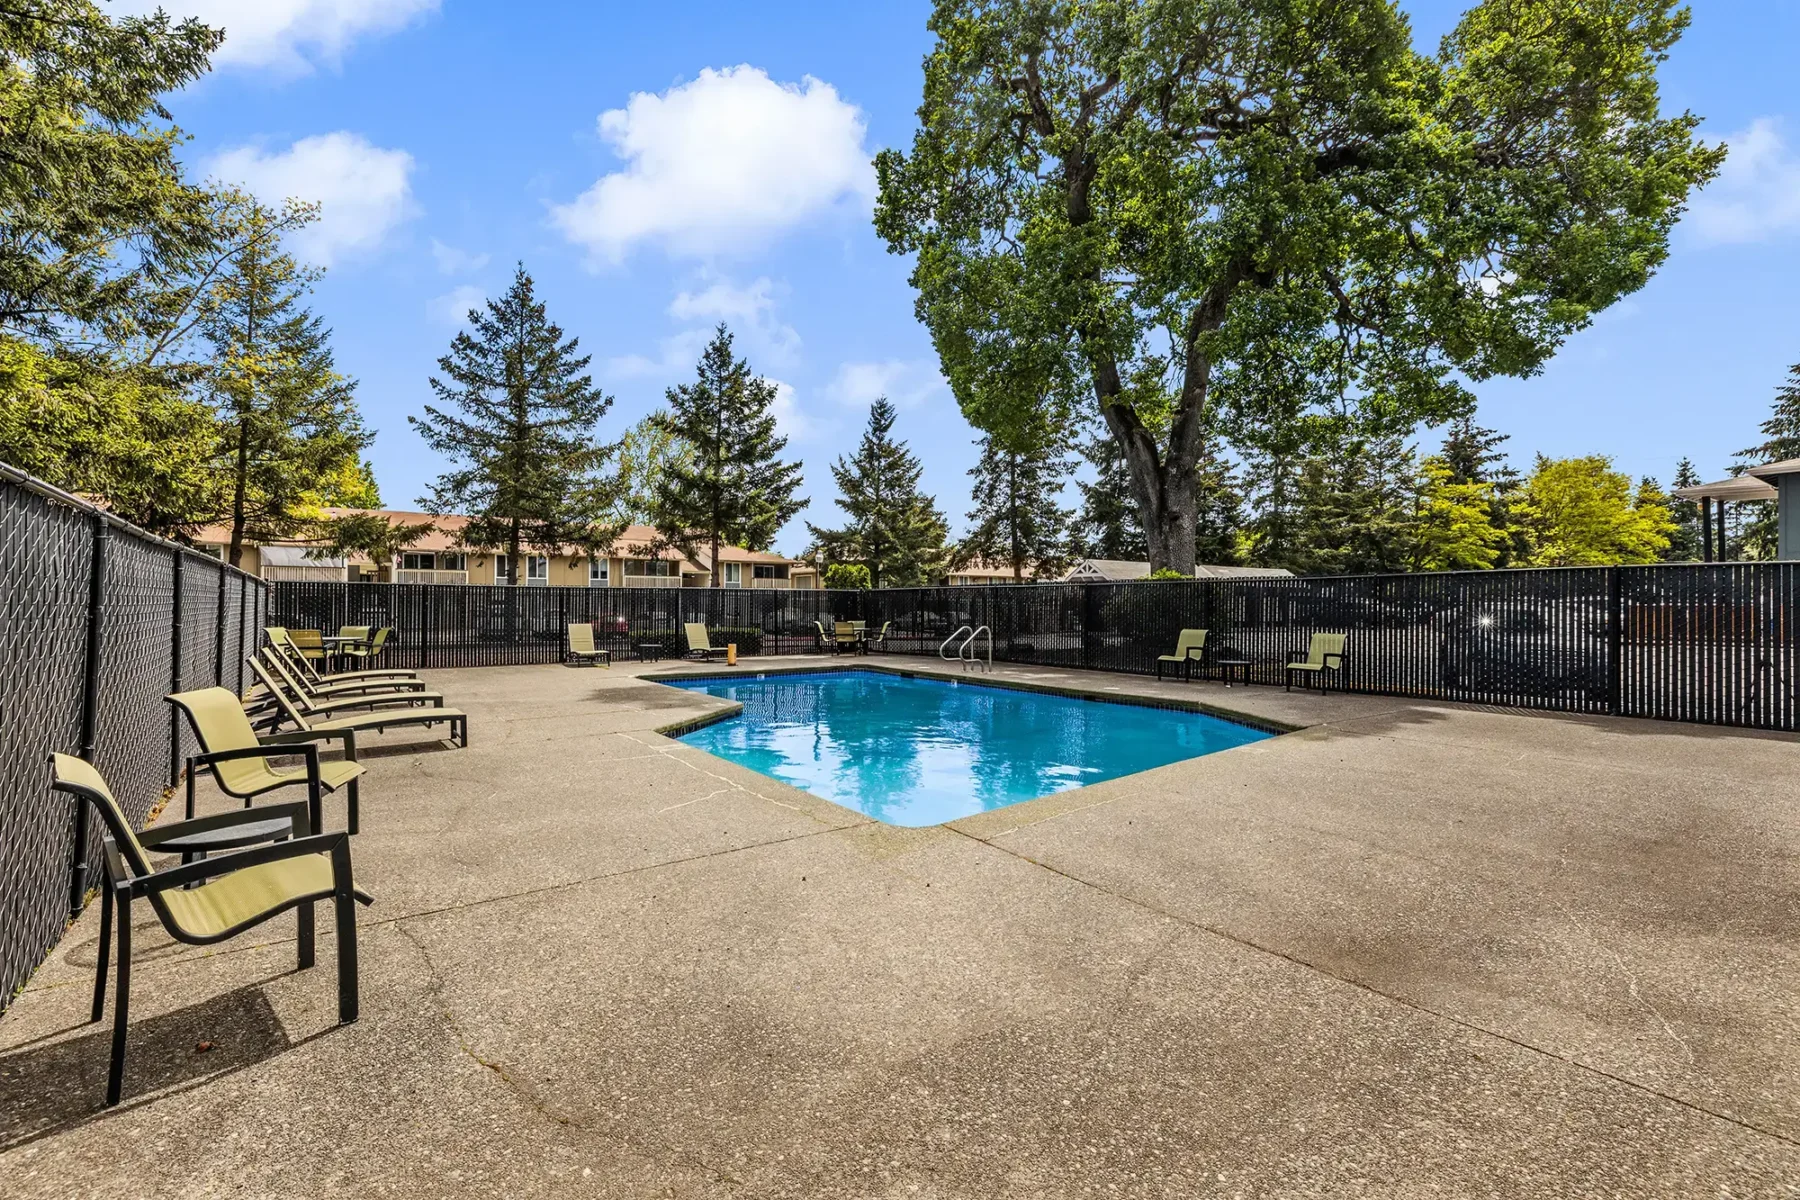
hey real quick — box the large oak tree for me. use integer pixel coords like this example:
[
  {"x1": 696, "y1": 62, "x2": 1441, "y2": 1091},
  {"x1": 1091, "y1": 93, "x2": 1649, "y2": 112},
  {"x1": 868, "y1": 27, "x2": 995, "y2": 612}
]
[{"x1": 875, "y1": 0, "x2": 1723, "y2": 573}]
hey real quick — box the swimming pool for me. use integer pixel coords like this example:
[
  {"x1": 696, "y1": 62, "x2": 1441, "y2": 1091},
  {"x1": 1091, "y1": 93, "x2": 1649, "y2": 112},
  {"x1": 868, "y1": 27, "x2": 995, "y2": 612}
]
[{"x1": 665, "y1": 669, "x2": 1273, "y2": 827}]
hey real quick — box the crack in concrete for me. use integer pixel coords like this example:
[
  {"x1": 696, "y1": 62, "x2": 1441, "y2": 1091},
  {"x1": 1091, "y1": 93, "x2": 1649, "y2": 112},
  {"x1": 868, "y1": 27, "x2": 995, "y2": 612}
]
[
  {"x1": 942, "y1": 824, "x2": 1800, "y2": 1151},
  {"x1": 1553, "y1": 899, "x2": 1698, "y2": 1066},
  {"x1": 617, "y1": 732, "x2": 824, "y2": 821}
]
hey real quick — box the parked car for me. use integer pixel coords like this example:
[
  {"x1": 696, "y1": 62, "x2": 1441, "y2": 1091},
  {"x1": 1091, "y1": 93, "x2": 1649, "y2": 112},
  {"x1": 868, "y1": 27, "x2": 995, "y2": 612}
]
[{"x1": 1437, "y1": 601, "x2": 1609, "y2": 702}]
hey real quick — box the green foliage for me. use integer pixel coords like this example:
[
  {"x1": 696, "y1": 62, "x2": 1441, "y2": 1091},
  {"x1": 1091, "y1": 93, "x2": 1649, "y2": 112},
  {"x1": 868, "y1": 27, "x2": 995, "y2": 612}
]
[
  {"x1": 313, "y1": 458, "x2": 382, "y2": 509},
  {"x1": 822, "y1": 563, "x2": 872, "y2": 590},
  {"x1": 1148, "y1": 568, "x2": 1188, "y2": 581},
  {"x1": 0, "y1": 335, "x2": 221, "y2": 533},
  {"x1": 1412, "y1": 457, "x2": 1508, "y2": 571},
  {"x1": 1730, "y1": 363, "x2": 1800, "y2": 559},
  {"x1": 198, "y1": 196, "x2": 369, "y2": 566},
  {"x1": 306, "y1": 513, "x2": 433, "y2": 565},
  {"x1": 959, "y1": 409, "x2": 1075, "y2": 581},
  {"x1": 1073, "y1": 431, "x2": 1145, "y2": 560},
  {"x1": 1283, "y1": 433, "x2": 1420, "y2": 575},
  {"x1": 1664, "y1": 457, "x2": 1702, "y2": 562},
  {"x1": 650, "y1": 325, "x2": 807, "y2": 581},
  {"x1": 412, "y1": 264, "x2": 622, "y2": 578},
  {"x1": 605, "y1": 409, "x2": 692, "y2": 527},
  {"x1": 875, "y1": 0, "x2": 1722, "y2": 573},
  {"x1": 1512, "y1": 454, "x2": 1674, "y2": 566},
  {"x1": 806, "y1": 398, "x2": 950, "y2": 587},
  {"x1": 0, "y1": 1, "x2": 224, "y2": 347}
]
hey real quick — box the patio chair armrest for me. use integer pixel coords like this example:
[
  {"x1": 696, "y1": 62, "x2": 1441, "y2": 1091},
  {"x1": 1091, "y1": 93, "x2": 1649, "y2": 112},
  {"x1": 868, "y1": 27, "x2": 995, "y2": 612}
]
[
  {"x1": 133, "y1": 831, "x2": 351, "y2": 894},
  {"x1": 1323, "y1": 653, "x2": 1343, "y2": 669},
  {"x1": 262, "y1": 727, "x2": 360, "y2": 762},
  {"x1": 139, "y1": 799, "x2": 312, "y2": 848},
  {"x1": 192, "y1": 743, "x2": 321, "y2": 785}
]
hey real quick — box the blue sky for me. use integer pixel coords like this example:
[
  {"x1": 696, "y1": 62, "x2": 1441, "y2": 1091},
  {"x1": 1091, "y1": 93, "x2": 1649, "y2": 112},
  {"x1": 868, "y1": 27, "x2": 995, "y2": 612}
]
[{"x1": 137, "y1": 0, "x2": 1800, "y2": 553}]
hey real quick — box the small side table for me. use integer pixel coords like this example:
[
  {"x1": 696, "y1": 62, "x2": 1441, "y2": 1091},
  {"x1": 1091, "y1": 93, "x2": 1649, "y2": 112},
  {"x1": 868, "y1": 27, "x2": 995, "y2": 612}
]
[
  {"x1": 1214, "y1": 658, "x2": 1252, "y2": 688},
  {"x1": 636, "y1": 641, "x2": 664, "y2": 662}
]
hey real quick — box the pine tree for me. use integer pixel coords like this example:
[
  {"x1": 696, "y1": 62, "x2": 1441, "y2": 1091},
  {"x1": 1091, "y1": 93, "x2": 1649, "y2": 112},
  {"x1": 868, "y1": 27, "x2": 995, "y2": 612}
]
[
  {"x1": 650, "y1": 325, "x2": 807, "y2": 584},
  {"x1": 198, "y1": 197, "x2": 369, "y2": 568},
  {"x1": 1664, "y1": 458, "x2": 1703, "y2": 562},
  {"x1": 1732, "y1": 363, "x2": 1800, "y2": 559},
  {"x1": 1192, "y1": 438, "x2": 1245, "y2": 566},
  {"x1": 806, "y1": 398, "x2": 949, "y2": 587},
  {"x1": 1073, "y1": 431, "x2": 1146, "y2": 560},
  {"x1": 1285, "y1": 433, "x2": 1419, "y2": 575},
  {"x1": 959, "y1": 417, "x2": 1076, "y2": 581},
  {"x1": 411, "y1": 264, "x2": 620, "y2": 580},
  {"x1": 1439, "y1": 414, "x2": 1525, "y2": 565}
]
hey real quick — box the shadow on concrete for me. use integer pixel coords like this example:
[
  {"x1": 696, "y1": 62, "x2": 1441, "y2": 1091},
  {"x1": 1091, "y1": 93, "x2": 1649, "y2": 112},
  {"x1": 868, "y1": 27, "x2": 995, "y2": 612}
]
[{"x1": 0, "y1": 984, "x2": 332, "y2": 1151}]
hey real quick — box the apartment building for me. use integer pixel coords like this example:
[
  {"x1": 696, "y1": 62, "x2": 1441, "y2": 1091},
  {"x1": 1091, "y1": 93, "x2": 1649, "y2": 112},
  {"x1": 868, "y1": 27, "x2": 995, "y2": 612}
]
[{"x1": 194, "y1": 510, "x2": 819, "y2": 589}]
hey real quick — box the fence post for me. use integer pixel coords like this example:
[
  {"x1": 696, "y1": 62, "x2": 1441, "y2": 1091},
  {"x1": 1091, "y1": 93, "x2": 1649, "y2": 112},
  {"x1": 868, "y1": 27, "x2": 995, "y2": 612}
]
[
  {"x1": 418, "y1": 586, "x2": 430, "y2": 670},
  {"x1": 213, "y1": 562, "x2": 227, "y2": 687},
  {"x1": 1607, "y1": 566, "x2": 1623, "y2": 716},
  {"x1": 69, "y1": 512, "x2": 107, "y2": 916},
  {"x1": 168, "y1": 551, "x2": 184, "y2": 788}
]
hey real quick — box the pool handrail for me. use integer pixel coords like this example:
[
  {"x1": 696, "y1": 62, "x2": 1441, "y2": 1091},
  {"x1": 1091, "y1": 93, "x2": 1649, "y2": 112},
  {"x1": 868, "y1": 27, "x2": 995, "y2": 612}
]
[{"x1": 939, "y1": 625, "x2": 974, "y2": 662}]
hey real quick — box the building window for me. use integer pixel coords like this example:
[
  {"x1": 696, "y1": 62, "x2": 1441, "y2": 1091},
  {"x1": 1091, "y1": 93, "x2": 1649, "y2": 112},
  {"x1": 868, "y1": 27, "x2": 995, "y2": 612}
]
[
  {"x1": 622, "y1": 559, "x2": 676, "y2": 577},
  {"x1": 589, "y1": 557, "x2": 609, "y2": 586},
  {"x1": 722, "y1": 563, "x2": 742, "y2": 588},
  {"x1": 526, "y1": 555, "x2": 548, "y2": 585},
  {"x1": 494, "y1": 554, "x2": 510, "y2": 584},
  {"x1": 752, "y1": 564, "x2": 788, "y2": 580}
]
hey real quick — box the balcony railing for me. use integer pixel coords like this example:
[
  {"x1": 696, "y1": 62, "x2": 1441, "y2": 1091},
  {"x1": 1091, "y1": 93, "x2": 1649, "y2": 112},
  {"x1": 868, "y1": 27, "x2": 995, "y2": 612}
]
[
  {"x1": 395, "y1": 569, "x2": 469, "y2": 585},
  {"x1": 622, "y1": 574, "x2": 678, "y2": 588}
]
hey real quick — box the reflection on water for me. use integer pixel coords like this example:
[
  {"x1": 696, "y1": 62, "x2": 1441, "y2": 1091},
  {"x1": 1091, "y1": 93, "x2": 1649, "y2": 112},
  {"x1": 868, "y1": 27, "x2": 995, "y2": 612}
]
[{"x1": 673, "y1": 671, "x2": 1271, "y2": 827}]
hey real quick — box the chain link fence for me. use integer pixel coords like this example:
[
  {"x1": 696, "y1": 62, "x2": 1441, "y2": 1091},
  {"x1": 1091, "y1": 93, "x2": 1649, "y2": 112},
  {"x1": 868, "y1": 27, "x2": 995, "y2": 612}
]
[
  {"x1": 0, "y1": 468, "x2": 268, "y2": 1008},
  {"x1": 278, "y1": 561, "x2": 1797, "y2": 731}
]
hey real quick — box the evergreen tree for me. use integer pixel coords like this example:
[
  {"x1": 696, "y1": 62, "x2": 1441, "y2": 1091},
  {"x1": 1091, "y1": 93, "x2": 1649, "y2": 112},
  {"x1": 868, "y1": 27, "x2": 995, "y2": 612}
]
[
  {"x1": 1073, "y1": 431, "x2": 1146, "y2": 561},
  {"x1": 411, "y1": 264, "x2": 620, "y2": 581},
  {"x1": 1191, "y1": 438, "x2": 1245, "y2": 566},
  {"x1": 1732, "y1": 363, "x2": 1800, "y2": 559},
  {"x1": 604, "y1": 410, "x2": 691, "y2": 527},
  {"x1": 650, "y1": 325, "x2": 807, "y2": 584},
  {"x1": 1664, "y1": 458, "x2": 1703, "y2": 562},
  {"x1": 1439, "y1": 414, "x2": 1525, "y2": 564},
  {"x1": 1284, "y1": 433, "x2": 1419, "y2": 575},
  {"x1": 198, "y1": 197, "x2": 369, "y2": 567},
  {"x1": 806, "y1": 398, "x2": 949, "y2": 587},
  {"x1": 959, "y1": 416, "x2": 1076, "y2": 581}
]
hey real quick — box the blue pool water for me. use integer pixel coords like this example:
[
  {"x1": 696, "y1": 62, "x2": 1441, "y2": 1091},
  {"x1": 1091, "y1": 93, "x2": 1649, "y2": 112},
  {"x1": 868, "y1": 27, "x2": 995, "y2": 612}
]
[{"x1": 668, "y1": 670, "x2": 1272, "y2": 827}]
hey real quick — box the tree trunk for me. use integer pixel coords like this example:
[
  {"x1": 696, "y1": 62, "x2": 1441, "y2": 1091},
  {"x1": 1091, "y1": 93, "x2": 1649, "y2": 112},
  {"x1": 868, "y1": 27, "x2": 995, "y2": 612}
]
[
  {"x1": 710, "y1": 530, "x2": 721, "y2": 588},
  {"x1": 508, "y1": 520, "x2": 521, "y2": 587},
  {"x1": 227, "y1": 415, "x2": 249, "y2": 569}
]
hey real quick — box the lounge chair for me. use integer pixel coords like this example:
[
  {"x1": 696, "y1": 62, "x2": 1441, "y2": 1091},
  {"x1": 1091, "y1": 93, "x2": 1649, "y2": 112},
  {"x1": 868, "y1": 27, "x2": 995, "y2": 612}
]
[
  {"x1": 268, "y1": 627, "x2": 418, "y2": 686},
  {"x1": 168, "y1": 686, "x2": 367, "y2": 834},
  {"x1": 49, "y1": 753, "x2": 365, "y2": 1107},
  {"x1": 684, "y1": 622, "x2": 729, "y2": 662},
  {"x1": 256, "y1": 647, "x2": 444, "y2": 719},
  {"x1": 263, "y1": 636, "x2": 428, "y2": 701},
  {"x1": 566, "y1": 623, "x2": 611, "y2": 667},
  {"x1": 1285, "y1": 632, "x2": 1347, "y2": 692},
  {"x1": 1156, "y1": 629, "x2": 1208, "y2": 681},
  {"x1": 250, "y1": 659, "x2": 469, "y2": 748}
]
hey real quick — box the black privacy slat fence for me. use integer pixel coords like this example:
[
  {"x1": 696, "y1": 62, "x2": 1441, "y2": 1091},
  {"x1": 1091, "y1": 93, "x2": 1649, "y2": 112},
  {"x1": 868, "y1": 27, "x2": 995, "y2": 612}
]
[
  {"x1": 277, "y1": 561, "x2": 1799, "y2": 732},
  {"x1": 0, "y1": 470, "x2": 268, "y2": 1006}
]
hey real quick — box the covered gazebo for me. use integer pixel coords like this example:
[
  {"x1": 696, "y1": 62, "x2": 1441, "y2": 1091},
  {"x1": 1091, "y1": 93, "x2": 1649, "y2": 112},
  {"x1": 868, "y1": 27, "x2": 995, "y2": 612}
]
[{"x1": 1673, "y1": 460, "x2": 1800, "y2": 561}]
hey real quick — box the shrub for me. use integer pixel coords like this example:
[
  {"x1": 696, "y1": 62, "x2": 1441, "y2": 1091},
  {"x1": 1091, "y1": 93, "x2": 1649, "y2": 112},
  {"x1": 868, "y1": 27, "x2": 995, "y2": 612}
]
[
  {"x1": 823, "y1": 563, "x2": 872, "y2": 589},
  {"x1": 1149, "y1": 568, "x2": 1190, "y2": 581}
]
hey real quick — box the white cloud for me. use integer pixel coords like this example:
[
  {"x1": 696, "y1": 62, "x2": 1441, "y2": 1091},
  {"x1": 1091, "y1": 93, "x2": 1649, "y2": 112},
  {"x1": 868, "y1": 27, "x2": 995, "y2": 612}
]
[
  {"x1": 550, "y1": 65, "x2": 875, "y2": 263},
  {"x1": 207, "y1": 133, "x2": 418, "y2": 267},
  {"x1": 114, "y1": 0, "x2": 437, "y2": 74},
  {"x1": 767, "y1": 379, "x2": 811, "y2": 441},
  {"x1": 668, "y1": 276, "x2": 800, "y2": 365},
  {"x1": 826, "y1": 360, "x2": 948, "y2": 410},
  {"x1": 1689, "y1": 117, "x2": 1800, "y2": 245},
  {"x1": 428, "y1": 285, "x2": 485, "y2": 327},
  {"x1": 430, "y1": 239, "x2": 489, "y2": 275}
]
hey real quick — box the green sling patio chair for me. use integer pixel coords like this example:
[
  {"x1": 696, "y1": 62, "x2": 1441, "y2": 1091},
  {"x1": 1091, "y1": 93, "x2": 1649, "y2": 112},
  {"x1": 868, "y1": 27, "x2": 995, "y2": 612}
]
[
  {"x1": 268, "y1": 627, "x2": 418, "y2": 687},
  {"x1": 566, "y1": 623, "x2": 611, "y2": 666},
  {"x1": 250, "y1": 658, "x2": 469, "y2": 748},
  {"x1": 338, "y1": 626, "x2": 394, "y2": 665},
  {"x1": 1285, "y1": 632, "x2": 1347, "y2": 692},
  {"x1": 1156, "y1": 629, "x2": 1209, "y2": 681},
  {"x1": 813, "y1": 620, "x2": 830, "y2": 652},
  {"x1": 263, "y1": 632, "x2": 427, "y2": 701},
  {"x1": 49, "y1": 753, "x2": 366, "y2": 1107},
  {"x1": 287, "y1": 628, "x2": 328, "y2": 663},
  {"x1": 833, "y1": 621, "x2": 862, "y2": 654},
  {"x1": 866, "y1": 620, "x2": 892, "y2": 652},
  {"x1": 684, "y1": 622, "x2": 729, "y2": 662},
  {"x1": 257, "y1": 647, "x2": 445, "y2": 719},
  {"x1": 168, "y1": 685, "x2": 366, "y2": 834}
]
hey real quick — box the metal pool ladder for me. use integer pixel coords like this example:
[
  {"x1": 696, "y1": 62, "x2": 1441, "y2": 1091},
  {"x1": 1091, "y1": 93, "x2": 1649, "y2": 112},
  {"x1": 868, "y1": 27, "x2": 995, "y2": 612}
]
[{"x1": 939, "y1": 624, "x2": 992, "y2": 672}]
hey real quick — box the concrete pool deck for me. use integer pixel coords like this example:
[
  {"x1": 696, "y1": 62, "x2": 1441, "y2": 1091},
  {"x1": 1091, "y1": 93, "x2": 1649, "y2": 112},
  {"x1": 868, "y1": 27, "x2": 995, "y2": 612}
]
[{"x1": 2, "y1": 656, "x2": 1797, "y2": 1197}]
